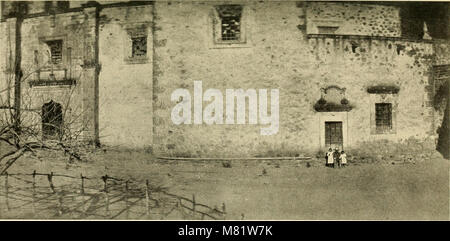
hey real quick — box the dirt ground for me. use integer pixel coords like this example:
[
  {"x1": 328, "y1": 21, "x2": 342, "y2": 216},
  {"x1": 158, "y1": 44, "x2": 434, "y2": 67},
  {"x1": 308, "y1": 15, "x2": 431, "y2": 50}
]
[{"x1": 0, "y1": 147, "x2": 449, "y2": 220}]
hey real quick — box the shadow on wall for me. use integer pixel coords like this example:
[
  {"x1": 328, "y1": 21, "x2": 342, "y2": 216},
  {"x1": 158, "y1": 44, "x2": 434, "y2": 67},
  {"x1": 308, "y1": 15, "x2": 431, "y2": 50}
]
[
  {"x1": 435, "y1": 80, "x2": 449, "y2": 159},
  {"x1": 400, "y1": 2, "x2": 449, "y2": 40}
]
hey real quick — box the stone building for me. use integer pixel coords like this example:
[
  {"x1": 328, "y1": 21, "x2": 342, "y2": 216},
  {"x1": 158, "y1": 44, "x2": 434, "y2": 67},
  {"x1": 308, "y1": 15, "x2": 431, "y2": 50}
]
[{"x1": 0, "y1": 1, "x2": 449, "y2": 158}]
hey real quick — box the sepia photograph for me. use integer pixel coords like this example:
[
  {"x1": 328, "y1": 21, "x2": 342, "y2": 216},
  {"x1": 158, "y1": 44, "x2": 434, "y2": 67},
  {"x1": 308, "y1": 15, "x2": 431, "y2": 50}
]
[{"x1": 0, "y1": 0, "x2": 448, "y2": 224}]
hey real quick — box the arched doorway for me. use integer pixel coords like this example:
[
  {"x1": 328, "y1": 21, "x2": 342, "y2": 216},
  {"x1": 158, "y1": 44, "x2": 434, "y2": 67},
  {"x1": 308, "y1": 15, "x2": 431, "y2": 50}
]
[{"x1": 42, "y1": 100, "x2": 63, "y2": 139}]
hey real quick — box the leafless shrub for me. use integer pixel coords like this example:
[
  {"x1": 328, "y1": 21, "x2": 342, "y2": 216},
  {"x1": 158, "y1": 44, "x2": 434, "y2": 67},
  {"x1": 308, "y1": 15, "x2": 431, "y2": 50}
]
[{"x1": 0, "y1": 38, "x2": 92, "y2": 174}]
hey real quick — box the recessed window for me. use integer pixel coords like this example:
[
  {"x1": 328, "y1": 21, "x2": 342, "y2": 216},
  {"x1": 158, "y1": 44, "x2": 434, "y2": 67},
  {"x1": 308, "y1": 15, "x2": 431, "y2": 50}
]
[
  {"x1": 433, "y1": 65, "x2": 450, "y2": 84},
  {"x1": 221, "y1": 15, "x2": 241, "y2": 41},
  {"x1": 131, "y1": 36, "x2": 147, "y2": 58},
  {"x1": 375, "y1": 103, "x2": 392, "y2": 132},
  {"x1": 45, "y1": 40, "x2": 63, "y2": 65},
  {"x1": 125, "y1": 25, "x2": 149, "y2": 64},
  {"x1": 216, "y1": 5, "x2": 243, "y2": 42}
]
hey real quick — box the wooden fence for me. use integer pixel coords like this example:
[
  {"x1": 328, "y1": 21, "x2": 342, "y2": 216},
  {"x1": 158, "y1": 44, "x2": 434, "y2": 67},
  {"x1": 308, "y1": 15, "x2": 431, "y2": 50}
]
[{"x1": 0, "y1": 171, "x2": 227, "y2": 220}]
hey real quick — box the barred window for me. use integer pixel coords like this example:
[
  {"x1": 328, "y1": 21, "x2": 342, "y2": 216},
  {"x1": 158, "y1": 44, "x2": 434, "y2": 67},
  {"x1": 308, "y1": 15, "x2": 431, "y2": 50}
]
[
  {"x1": 375, "y1": 103, "x2": 392, "y2": 132},
  {"x1": 221, "y1": 15, "x2": 241, "y2": 41},
  {"x1": 433, "y1": 65, "x2": 450, "y2": 87},
  {"x1": 131, "y1": 36, "x2": 147, "y2": 58},
  {"x1": 46, "y1": 40, "x2": 63, "y2": 64},
  {"x1": 216, "y1": 5, "x2": 242, "y2": 41}
]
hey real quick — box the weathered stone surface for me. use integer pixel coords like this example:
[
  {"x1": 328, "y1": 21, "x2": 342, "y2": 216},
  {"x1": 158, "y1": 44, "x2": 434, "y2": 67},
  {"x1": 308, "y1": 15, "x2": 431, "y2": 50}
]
[
  {"x1": 0, "y1": 1, "x2": 448, "y2": 158},
  {"x1": 151, "y1": 1, "x2": 448, "y2": 157},
  {"x1": 98, "y1": 5, "x2": 153, "y2": 148},
  {"x1": 306, "y1": 2, "x2": 401, "y2": 37},
  {"x1": 3, "y1": 10, "x2": 95, "y2": 140}
]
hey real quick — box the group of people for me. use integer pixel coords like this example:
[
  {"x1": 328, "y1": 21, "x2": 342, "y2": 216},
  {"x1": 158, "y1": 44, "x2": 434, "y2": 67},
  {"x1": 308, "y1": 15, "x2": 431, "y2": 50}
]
[{"x1": 326, "y1": 147, "x2": 347, "y2": 168}]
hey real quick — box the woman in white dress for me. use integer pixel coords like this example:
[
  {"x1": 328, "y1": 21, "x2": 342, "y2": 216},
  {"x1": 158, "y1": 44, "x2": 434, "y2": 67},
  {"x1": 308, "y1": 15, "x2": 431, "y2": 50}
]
[
  {"x1": 340, "y1": 151, "x2": 347, "y2": 167},
  {"x1": 326, "y1": 148, "x2": 334, "y2": 167}
]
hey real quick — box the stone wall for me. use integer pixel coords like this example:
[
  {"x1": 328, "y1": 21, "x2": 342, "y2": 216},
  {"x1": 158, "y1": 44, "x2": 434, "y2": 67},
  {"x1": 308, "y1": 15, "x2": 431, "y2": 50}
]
[
  {"x1": 306, "y1": 2, "x2": 401, "y2": 37},
  {"x1": 152, "y1": 1, "x2": 442, "y2": 157},
  {"x1": 98, "y1": 4, "x2": 153, "y2": 148},
  {"x1": 0, "y1": 1, "x2": 447, "y2": 157},
  {"x1": 0, "y1": 18, "x2": 14, "y2": 106},
  {"x1": 0, "y1": 18, "x2": 15, "y2": 123},
  {"x1": 9, "y1": 9, "x2": 97, "y2": 141},
  {"x1": 0, "y1": 1, "x2": 155, "y2": 148}
]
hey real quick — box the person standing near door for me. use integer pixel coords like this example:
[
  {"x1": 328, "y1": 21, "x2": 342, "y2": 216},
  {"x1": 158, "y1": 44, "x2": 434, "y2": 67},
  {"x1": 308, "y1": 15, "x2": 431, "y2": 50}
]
[
  {"x1": 333, "y1": 147, "x2": 341, "y2": 168},
  {"x1": 340, "y1": 150, "x2": 347, "y2": 167},
  {"x1": 326, "y1": 148, "x2": 334, "y2": 167}
]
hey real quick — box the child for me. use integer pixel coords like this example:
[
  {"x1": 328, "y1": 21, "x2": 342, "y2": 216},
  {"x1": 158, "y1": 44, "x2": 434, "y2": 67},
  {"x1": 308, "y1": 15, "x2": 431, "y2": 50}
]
[
  {"x1": 326, "y1": 148, "x2": 334, "y2": 167},
  {"x1": 340, "y1": 150, "x2": 347, "y2": 167},
  {"x1": 333, "y1": 147, "x2": 340, "y2": 168}
]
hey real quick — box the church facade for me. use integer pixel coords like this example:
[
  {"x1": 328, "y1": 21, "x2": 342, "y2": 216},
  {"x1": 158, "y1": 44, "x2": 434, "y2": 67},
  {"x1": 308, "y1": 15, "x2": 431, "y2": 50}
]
[{"x1": 0, "y1": 1, "x2": 448, "y2": 157}]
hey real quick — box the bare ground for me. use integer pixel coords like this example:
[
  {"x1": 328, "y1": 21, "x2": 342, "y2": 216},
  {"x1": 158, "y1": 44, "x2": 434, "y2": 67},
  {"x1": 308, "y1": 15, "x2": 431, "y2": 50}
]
[{"x1": 0, "y1": 147, "x2": 448, "y2": 220}]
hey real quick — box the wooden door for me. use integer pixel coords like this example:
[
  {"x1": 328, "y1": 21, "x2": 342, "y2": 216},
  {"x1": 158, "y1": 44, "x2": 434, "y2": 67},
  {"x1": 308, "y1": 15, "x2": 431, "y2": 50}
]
[{"x1": 325, "y1": 121, "x2": 343, "y2": 149}]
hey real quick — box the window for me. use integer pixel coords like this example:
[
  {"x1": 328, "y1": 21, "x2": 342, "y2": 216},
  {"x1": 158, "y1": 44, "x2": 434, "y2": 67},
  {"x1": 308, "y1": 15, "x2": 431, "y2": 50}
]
[
  {"x1": 370, "y1": 95, "x2": 397, "y2": 135},
  {"x1": 433, "y1": 65, "x2": 450, "y2": 87},
  {"x1": 307, "y1": 19, "x2": 342, "y2": 35},
  {"x1": 221, "y1": 16, "x2": 241, "y2": 41},
  {"x1": 317, "y1": 26, "x2": 339, "y2": 35},
  {"x1": 124, "y1": 25, "x2": 149, "y2": 64},
  {"x1": 131, "y1": 36, "x2": 147, "y2": 58},
  {"x1": 216, "y1": 5, "x2": 243, "y2": 42},
  {"x1": 210, "y1": 4, "x2": 252, "y2": 48},
  {"x1": 432, "y1": 65, "x2": 449, "y2": 110},
  {"x1": 375, "y1": 103, "x2": 392, "y2": 132},
  {"x1": 45, "y1": 40, "x2": 63, "y2": 65}
]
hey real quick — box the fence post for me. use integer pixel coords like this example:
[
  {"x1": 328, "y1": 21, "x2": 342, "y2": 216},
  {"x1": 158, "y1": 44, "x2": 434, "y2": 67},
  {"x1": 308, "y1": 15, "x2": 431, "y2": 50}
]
[
  {"x1": 80, "y1": 173, "x2": 86, "y2": 216},
  {"x1": 4, "y1": 172, "x2": 9, "y2": 211},
  {"x1": 192, "y1": 194, "x2": 196, "y2": 217},
  {"x1": 80, "y1": 173, "x2": 84, "y2": 195},
  {"x1": 177, "y1": 197, "x2": 183, "y2": 218},
  {"x1": 145, "y1": 180, "x2": 150, "y2": 218},
  {"x1": 47, "y1": 172, "x2": 56, "y2": 193},
  {"x1": 58, "y1": 192, "x2": 63, "y2": 216},
  {"x1": 32, "y1": 170, "x2": 36, "y2": 215},
  {"x1": 125, "y1": 180, "x2": 129, "y2": 219},
  {"x1": 102, "y1": 174, "x2": 110, "y2": 218},
  {"x1": 104, "y1": 191, "x2": 110, "y2": 218},
  {"x1": 102, "y1": 175, "x2": 108, "y2": 193}
]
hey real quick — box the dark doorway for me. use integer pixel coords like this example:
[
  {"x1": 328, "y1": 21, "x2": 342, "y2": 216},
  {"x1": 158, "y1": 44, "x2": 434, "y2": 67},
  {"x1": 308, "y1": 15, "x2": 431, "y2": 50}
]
[
  {"x1": 435, "y1": 79, "x2": 449, "y2": 159},
  {"x1": 42, "y1": 100, "x2": 63, "y2": 139},
  {"x1": 325, "y1": 121, "x2": 343, "y2": 149}
]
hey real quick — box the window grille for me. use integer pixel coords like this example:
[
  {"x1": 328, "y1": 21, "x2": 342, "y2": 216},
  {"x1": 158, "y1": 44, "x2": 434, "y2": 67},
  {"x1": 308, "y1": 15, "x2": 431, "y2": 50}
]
[
  {"x1": 46, "y1": 40, "x2": 63, "y2": 65},
  {"x1": 375, "y1": 103, "x2": 392, "y2": 132},
  {"x1": 216, "y1": 5, "x2": 242, "y2": 41},
  {"x1": 131, "y1": 36, "x2": 147, "y2": 58}
]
